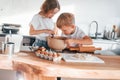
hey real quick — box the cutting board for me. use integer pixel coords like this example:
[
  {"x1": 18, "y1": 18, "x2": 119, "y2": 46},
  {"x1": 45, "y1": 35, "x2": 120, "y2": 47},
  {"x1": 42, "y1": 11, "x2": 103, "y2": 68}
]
[{"x1": 62, "y1": 53, "x2": 104, "y2": 63}]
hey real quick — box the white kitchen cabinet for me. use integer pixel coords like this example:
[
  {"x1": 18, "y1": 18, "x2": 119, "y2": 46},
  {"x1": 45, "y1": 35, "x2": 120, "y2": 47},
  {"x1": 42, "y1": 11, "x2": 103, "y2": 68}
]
[{"x1": 93, "y1": 39, "x2": 118, "y2": 50}]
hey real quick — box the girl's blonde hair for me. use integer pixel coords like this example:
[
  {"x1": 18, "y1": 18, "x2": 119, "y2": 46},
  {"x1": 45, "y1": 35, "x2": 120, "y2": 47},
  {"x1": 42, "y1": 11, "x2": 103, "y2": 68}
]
[
  {"x1": 41, "y1": 0, "x2": 60, "y2": 14},
  {"x1": 56, "y1": 13, "x2": 75, "y2": 29}
]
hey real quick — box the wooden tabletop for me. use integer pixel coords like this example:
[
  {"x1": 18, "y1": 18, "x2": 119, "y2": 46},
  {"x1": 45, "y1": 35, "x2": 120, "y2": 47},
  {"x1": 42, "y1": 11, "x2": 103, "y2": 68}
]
[
  {"x1": 0, "y1": 54, "x2": 13, "y2": 70},
  {"x1": 1, "y1": 52, "x2": 120, "y2": 80}
]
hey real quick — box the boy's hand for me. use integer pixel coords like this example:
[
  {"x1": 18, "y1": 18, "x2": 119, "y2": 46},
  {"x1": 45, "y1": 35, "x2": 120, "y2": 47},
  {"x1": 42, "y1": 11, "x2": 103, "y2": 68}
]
[{"x1": 65, "y1": 39, "x2": 74, "y2": 48}]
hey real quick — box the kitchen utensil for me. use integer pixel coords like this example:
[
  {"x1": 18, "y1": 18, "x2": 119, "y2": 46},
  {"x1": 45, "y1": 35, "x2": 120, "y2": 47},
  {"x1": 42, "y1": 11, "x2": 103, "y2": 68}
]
[
  {"x1": 62, "y1": 53, "x2": 104, "y2": 63},
  {"x1": 2, "y1": 42, "x2": 6, "y2": 54},
  {"x1": 51, "y1": 34, "x2": 54, "y2": 38},
  {"x1": 5, "y1": 34, "x2": 23, "y2": 53},
  {"x1": 103, "y1": 25, "x2": 118, "y2": 40},
  {"x1": 2, "y1": 42, "x2": 14, "y2": 58},
  {"x1": 7, "y1": 42, "x2": 14, "y2": 56},
  {"x1": 2, "y1": 23, "x2": 21, "y2": 34},
  {"x1": 69, "y1": 46, "x2": 101, "y2": 53}
]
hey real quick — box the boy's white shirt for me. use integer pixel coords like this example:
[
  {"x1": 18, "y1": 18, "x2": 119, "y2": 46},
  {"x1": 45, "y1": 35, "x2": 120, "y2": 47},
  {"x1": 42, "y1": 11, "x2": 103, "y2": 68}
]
[
  {"x1": 61, "y1": 26, "x2": 86, "y2": 46},
  {"x1": 30, "y1": 14, "x2": 54, "y2": 41}
]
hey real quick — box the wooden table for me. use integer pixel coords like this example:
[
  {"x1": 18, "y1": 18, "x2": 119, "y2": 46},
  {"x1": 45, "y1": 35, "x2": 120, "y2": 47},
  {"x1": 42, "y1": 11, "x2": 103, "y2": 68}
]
[{"x1": 0, "y1": 52, "x2": 120, "y2": 80}]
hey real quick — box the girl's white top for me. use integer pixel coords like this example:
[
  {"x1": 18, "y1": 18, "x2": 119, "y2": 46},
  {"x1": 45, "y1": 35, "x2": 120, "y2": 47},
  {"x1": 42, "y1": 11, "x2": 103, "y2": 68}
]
[{"x1": 30, "y1": 14, "x2": 54, "y2": 41}]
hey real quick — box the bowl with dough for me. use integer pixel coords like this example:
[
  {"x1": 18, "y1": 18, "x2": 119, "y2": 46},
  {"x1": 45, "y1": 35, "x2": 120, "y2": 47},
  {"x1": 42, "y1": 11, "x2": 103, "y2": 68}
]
[{"x1": 47, "y1": 36, "x2": 67, "y2": 51}]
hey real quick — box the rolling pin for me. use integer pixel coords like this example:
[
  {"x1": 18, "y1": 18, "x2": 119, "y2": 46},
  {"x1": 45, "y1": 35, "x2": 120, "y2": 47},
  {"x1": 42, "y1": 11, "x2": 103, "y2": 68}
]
[{"x1": 69, "y1": 46, "x2": 102, "y2": 53}]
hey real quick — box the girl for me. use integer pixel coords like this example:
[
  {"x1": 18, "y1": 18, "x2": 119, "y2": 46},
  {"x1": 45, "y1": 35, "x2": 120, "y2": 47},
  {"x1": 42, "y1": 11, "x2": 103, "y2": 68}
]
[{"x1": 29, "y1": 0, "x2": 60, "y2": 49}]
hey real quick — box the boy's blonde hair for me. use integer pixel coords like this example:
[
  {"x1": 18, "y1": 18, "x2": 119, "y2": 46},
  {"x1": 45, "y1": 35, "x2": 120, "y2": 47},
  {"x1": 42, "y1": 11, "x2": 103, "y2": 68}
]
[
  {"x1": 56, "y1": 13, "x2": 75, "y2": 29},
  {"x1": 41, "y1": 0, "x2": 60, "y2": 14}
]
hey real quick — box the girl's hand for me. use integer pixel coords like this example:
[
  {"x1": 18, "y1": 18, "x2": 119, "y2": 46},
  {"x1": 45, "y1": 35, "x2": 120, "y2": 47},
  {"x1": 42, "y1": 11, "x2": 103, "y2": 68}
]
[{"x1": 44, "y1": 29, "x2": 55, "y2": 34}]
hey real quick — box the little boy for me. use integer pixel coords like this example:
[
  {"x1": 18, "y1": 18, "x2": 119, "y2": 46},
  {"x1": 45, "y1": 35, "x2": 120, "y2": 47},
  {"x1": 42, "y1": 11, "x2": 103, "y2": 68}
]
[{"x1": 56, "y1": 12, "x2": 93, "y2": 48}]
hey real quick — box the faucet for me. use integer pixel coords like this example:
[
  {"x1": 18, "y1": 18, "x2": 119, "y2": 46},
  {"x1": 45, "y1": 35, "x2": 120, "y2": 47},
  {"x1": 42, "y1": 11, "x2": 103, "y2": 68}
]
[{"x1": 89, "y1": 21, "x2": 100, "y2": 39}]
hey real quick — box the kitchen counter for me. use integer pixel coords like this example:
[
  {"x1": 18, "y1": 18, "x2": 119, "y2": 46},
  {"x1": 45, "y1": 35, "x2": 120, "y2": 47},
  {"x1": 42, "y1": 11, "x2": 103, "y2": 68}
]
[
  {"x1": 92, "y1": 38, "x2": 120, "y2": 51},
  {"x1": 93, "y1": 38, "x2": 119, "y2": 44},
  {"x1": 0, "y1": 54, "x2": 13, "y2": 70},
  {"x1": 0, "y1": 52, "x2": 120, "y2": 80}
]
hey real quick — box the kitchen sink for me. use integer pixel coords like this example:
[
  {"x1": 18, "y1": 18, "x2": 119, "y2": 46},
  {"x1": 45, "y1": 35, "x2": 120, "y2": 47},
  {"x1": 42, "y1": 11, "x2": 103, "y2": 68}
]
[
  {"x1": 91, "y1": 36, "x2": 120, "y2": 44},
  {"x1": 90, "y1": 36, "x2": 103, "y2": 39}
]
